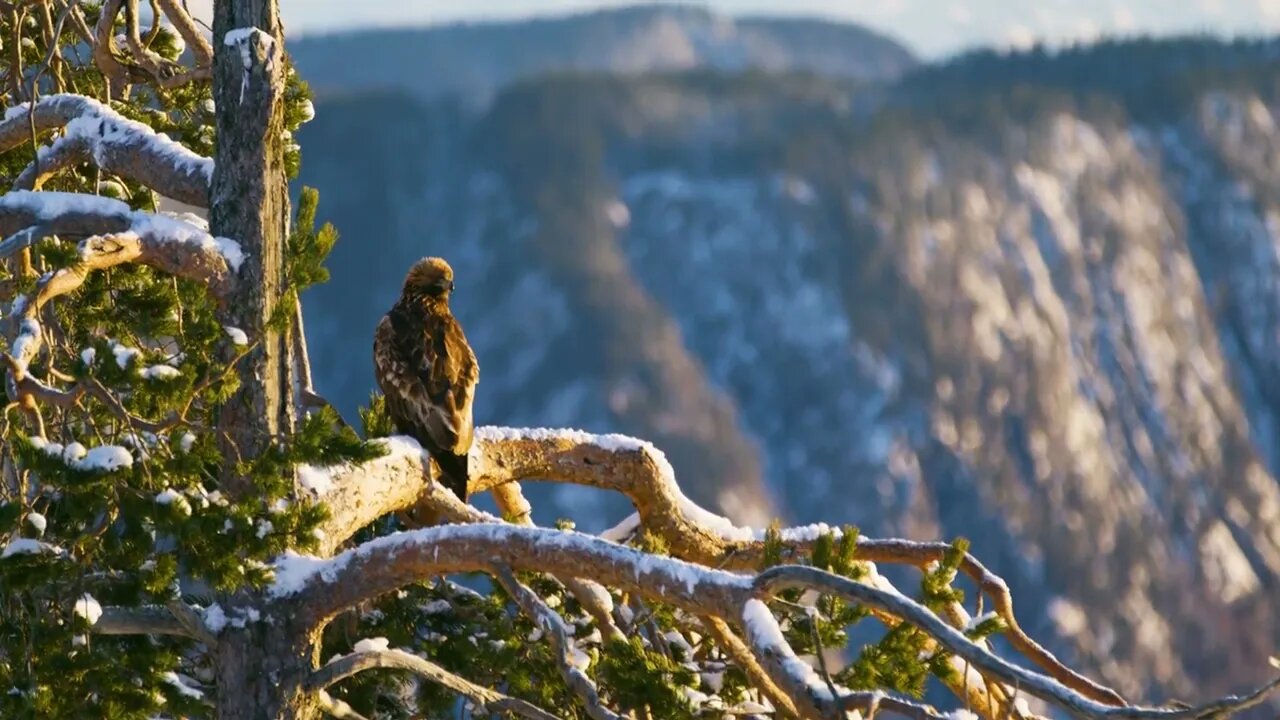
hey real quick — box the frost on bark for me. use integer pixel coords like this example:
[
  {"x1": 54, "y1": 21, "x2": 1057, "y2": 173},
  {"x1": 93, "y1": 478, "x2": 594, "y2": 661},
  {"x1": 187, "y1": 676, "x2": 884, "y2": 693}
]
[{"x1": 210, "y1": 0, "x2": 294, "y2": 482}]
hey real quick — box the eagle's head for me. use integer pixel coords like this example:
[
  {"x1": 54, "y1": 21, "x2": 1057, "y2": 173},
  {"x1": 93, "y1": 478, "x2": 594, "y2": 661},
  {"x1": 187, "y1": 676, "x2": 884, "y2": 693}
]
[{"x1": 402, "y1": 257, "x2": 455, "y2": 303}]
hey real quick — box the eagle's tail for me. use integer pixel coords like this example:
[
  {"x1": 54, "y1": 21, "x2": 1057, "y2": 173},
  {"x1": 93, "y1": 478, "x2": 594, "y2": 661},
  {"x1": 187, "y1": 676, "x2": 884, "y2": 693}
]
[{"x1": 433, "y1": 451, "x2": 469, "y2": 502}]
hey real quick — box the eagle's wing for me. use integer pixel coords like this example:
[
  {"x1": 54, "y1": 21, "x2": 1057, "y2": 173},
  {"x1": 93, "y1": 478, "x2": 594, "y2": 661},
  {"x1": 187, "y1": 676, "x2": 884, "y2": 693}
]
[
  {"x1": 373, "y1": 311, "x2": 477, "y2": 457},
  {"x1": 422, "y1": 315, "x2": 478, "y2": 455}
]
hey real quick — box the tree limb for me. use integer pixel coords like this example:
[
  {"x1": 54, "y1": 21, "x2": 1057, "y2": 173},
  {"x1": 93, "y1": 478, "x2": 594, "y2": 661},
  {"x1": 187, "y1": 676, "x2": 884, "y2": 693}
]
[
  {"x1": 309, "y1": 428, "x2": 1123, "y2": 707},
  {"x1": 92, "y1": 604, "x2": 193, "y2": 637},
  {"x1": 276, "y1": 523, "x2": 1280, "y2": 720},
  {"x1": 1, "y1": 94, "x2": 212, "y2": 205},
  {"x1": 305, "y1": 648, "x2": 559, "y2": 720}
]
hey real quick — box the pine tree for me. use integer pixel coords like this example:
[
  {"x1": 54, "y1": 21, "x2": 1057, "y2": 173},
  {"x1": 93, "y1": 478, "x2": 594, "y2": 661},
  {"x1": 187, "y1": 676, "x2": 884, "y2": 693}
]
[{"x1": 1, "y1": 3, "x2": 1277, "y2": 719}]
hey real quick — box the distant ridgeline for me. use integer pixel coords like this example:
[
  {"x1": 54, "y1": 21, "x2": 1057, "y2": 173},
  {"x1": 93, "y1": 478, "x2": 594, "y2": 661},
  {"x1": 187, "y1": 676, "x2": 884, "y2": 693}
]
[{"x1": 293, "y1": 10, "x2": 1280, "y2": 712}]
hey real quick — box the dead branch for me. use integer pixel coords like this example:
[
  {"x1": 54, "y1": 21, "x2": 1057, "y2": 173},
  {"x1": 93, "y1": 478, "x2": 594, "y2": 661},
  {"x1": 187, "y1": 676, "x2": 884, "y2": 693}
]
[
  {"x1": 305, "y1": 647, "x2": 559, "y2": 720},
  {"x1": 92, "y1": 604, "x2": 194, "y2": 637}
]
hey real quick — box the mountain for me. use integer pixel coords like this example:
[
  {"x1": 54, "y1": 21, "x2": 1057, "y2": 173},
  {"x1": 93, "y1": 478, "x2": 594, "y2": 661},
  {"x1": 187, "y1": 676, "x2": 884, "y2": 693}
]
[
  {"x1": 287, "y1": 4, "x2": 916, "y2": 106},
  {"x1": 293, "y1": 28, "x2": 1280, "y2": 714}
]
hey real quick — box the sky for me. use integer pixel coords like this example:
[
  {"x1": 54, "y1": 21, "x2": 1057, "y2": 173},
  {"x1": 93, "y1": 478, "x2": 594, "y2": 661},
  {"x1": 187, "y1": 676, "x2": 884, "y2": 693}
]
[{"x1": 186, "y1": 1, "x2": 1280, "y2": 59}]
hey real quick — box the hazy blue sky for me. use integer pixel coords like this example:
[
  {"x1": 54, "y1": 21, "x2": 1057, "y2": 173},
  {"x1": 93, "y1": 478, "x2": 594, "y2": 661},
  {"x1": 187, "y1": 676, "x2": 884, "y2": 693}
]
[{"x1": 189, "y1": 1, "x2": 1280, "y2": 58}]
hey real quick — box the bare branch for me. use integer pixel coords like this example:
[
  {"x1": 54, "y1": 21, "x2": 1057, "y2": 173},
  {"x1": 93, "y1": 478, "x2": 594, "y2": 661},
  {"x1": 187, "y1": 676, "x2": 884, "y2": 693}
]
[
  {"x1": 92, "y1": 604, "x2": 193, "y2": 637},
  {"x1": 1, "y1": 94, "x2": 212, "y2": 205},
  {"x1": 491, "y1": 564, "x2": 624, "y2": 720},
  {"x1": 305, "y1": 648, "x2": 559, "y2": 720},
  {"x1": 120, "y1": 0, "x2": 210, "y2": 88},
  {"x1": 155, "y1": 0, "x2": 211, "y2": 65}
]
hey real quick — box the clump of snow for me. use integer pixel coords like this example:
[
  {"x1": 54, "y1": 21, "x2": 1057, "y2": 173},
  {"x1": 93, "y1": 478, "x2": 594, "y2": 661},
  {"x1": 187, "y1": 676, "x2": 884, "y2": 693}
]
[
  {"x1": 155, "y1": 489, "x2": 192, "y2": 515},
  {"x1": 964, "y1": 610, "x2": 1000, "y2": 633},
  {"x1": 179, "y1": 432, "x2": 197, "y2": 453},
  {"x1": 74, "y1": 594, "x2": 103, "y2": 625},
  {"x1": 568, "y1": 646, "x2": 592, "y2": 670},
  {"x1": 600, "y1": 512, "x2": 641, "y2": 542},
  {"x1": 2, "y1": 538, "x2": 64, "y2": 558},
  {"x1": 11, "y1": 318, "x2": 41, "y2": 367},
  {"x1": 299, "y1": 99, "x2": 315, "y2": 123},
  {"x1": 204, "y1": 604, "x2": 227, "y2": 633},
  {"x1": 130, "y1": 213, "x2": 245, "y2": 272},
  {"x1": 111, "y1": 342, "x2": 140, "y2": 369},
  {"x1": 474, "y1": 426, "x2": 650, "y2": 452},
  {"x1": 420, "y1": 599, "x2": 452, "y2": 615},
  {"x1": 224, "y1": 326, "x2": 249, "y2": 346},
  {"x1": 161, "y1": 672, "x2": 204, "y2": 700},
  {"x1": 256, "y1": 520, "x2": 273, "y2": 538},
  {"x1": 25, "y1": 513, "x2": 47, "y2": 534},
  {"x1": 27, "y1": 437, "x2": 131, "y2": 473},
  {"x1": 296, "y1": 464, "x2": 336, "y2": 495},
  {"x1": 63, "y1": 442, "x2": 86, "y2": 463},
  {"x1": 80, "y1": 347, "x2": 96, "y2": 366},
  {"x1": 141, "y1": 365, "x2": 181, "y2": 381},
  {"x1": 353, "y1": 637, "x2": 389, "y2": 654},
  {"x1": 80, "y1": 445, "x2": 134, "y2": 472}
]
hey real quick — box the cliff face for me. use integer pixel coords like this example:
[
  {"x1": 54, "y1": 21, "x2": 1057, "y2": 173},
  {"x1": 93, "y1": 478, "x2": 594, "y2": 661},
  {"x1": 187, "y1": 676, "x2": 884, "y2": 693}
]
[{"x1": 295, "y1": 33, "x2": 1280, "y2": 709}]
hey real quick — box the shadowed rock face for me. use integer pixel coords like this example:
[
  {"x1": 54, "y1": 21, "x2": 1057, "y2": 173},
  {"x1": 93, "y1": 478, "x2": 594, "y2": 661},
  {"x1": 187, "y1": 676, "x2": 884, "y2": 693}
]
[{"x1": 296, "y1": 35, "x2": 1280, "y2": 713}]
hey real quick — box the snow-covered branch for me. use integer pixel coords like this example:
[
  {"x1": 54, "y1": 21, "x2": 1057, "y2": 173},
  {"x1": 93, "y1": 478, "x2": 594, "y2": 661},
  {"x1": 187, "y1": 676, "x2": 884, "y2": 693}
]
[
  {"x1": 1, "y1": 94, "x2": 212, "y2": 205},
  {"x1": 271, "y1": 523, "x2": 1280, "y2": 720},
  {"x1": 306, "y1": 427, "x2": 1122, "y2": 706},
  {"x1": 305, "y1": 647, "x2": 558, "y2": 720},
  {"x1": 1, "y1": 192, "x2": 241, "y2": 421}
]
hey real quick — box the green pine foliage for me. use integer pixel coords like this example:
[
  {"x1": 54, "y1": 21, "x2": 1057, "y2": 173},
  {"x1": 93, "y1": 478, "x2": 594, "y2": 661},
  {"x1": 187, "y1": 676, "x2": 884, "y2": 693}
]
[{"x1": 0, "y1": 9, "x2": 362, "y2": 717}]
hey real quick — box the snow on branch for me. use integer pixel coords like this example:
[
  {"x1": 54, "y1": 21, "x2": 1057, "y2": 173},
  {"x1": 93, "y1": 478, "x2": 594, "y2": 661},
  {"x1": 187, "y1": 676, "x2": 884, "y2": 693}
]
[
  {"x1": 305, "y1": 647, "x2": 558, "y2": 720},
  {"x1": 1, "y1": 94, "x2": 212, "y2": 206},
  {"x1": 272, "y1": 523, "x2": 1280, "y2": 720},
  {"x1": 2, "y1": 192, "x2": 241, "y2": 420},
  {"x1": 307, "y1": 426, "x2": 1122, "y2": 707}
]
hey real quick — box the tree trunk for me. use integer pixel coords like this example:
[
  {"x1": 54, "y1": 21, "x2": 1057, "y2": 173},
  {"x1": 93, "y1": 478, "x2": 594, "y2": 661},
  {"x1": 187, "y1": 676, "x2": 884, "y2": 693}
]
[
  {"x1": 209, "y1": 0, "x2": 292, "y2": 488},
  {"x1": 215, "y1": 608, "x2": 322, "y2": 720}
]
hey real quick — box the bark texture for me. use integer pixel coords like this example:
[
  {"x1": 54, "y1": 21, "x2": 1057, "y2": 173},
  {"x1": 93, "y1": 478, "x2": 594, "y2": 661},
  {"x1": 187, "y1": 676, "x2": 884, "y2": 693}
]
[{"x1": 210, "y1": 0, "x2": 291, "y2": 481}]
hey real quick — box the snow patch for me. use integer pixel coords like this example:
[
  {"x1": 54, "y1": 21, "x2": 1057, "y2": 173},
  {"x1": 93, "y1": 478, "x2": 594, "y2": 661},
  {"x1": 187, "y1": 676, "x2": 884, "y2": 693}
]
[
  {"x1": 296, "y1": 464, "x2": 335, "y2": 495},
  {"x1": 162, "y1": 672, "x2": 204, "y2": 700},
  {"x1": 224, "y1": 326, "x2": 249, "y2": 345},
  {"x1": 353, "y1": 637, "x2": 389, "y2": 653},
  {"x1": 74, "y1": 594, "x2": 103, "y2": 625},
  {"x1": 2, "y1": 538, "x2": 63, "y2": 558},
  {"x1": 24, "y1": 513, "x2": 46, "y2": 533},
  {"x1": 141, "y1": 364, "x2": 181, "y2": 381},
  {"x1": 111, "y1": 342, "x2": 140, "y2": 369},
  {"x1": 204, "y1": 604, "x2": 227, "y2": 633},
  {"x1": 80, "y1": 445, "x2": 133, "y2": 472}
]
